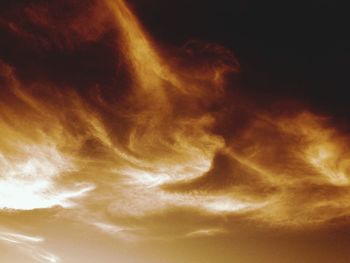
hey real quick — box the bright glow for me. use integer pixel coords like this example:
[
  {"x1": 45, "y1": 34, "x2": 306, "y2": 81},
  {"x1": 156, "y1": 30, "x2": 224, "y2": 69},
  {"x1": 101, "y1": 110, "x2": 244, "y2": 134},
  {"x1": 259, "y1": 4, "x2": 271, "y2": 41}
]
[{"x1": 0, "y1": 146, "x2": 94, "y2": 210}]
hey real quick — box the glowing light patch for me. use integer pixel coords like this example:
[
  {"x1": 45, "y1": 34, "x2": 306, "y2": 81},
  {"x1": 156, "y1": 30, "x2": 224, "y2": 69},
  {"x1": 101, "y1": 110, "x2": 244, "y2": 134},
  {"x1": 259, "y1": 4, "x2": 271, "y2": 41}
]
[
  {"x1": 0, "y1": 146, "x2": 94, "y2": 210},
  {"x1": 118, "y1": 158, "x2": 213, "y2": 188},
  {"x1": 200, "y1": 196, "x2": 266, "y2": 213},
  {"x1": 185, "y1": 228, "x2": 225, "y2": 238},
  {"x1": 93, "y1": 222, "x2": 125, "y2": 234},
  {"x1": 308, "y1": 143, "x2": 349, "y2": 185}
]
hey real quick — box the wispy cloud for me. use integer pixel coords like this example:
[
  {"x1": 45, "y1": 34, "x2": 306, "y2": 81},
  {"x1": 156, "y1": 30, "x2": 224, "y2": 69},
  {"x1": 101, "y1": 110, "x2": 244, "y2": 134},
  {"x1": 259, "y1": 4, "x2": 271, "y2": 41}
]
[{"x1": 0, "y1": 230, "x2": 60, "y2": 263}]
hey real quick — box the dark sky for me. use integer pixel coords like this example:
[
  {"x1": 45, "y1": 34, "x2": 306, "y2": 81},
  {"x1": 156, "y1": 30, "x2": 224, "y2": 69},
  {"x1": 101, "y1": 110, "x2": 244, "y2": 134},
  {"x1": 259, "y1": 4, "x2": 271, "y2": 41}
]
[{"x1": 129, "y1": 0, "x2": 350, "y2": 120}]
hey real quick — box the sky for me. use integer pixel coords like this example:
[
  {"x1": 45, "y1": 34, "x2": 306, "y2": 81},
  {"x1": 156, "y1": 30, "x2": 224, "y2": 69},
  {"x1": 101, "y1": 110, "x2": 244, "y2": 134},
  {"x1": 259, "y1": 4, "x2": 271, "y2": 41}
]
[{"x1": 0, "y1": 0, "x2": 350, "y2": 262}]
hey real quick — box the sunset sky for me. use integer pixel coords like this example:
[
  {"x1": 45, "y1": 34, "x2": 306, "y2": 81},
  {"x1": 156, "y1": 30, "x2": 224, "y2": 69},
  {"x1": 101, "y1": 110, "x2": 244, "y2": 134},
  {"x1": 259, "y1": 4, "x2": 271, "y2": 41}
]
[{"x1": 0, "y1": 1, "x2": 349, "y2": 262}]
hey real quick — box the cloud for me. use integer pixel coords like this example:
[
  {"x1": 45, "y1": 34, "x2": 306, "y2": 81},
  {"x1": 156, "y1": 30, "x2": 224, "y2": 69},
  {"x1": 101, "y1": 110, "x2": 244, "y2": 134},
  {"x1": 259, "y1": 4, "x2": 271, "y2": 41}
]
[
  {"x1": 0, "y1": 145, "x2": 95, "y2": 210},
  {"x1": 0, "y1": 230, "x2": 60, "y2": 263},
  {"x1": 0, "y1": 0, "x2": 350, "y2": 251}
]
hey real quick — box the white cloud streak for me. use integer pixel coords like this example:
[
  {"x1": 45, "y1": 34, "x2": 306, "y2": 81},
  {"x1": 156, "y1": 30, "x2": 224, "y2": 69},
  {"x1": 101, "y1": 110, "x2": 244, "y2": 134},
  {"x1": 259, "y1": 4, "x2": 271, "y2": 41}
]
[{"x1": 0, "y1": 230, "x2": 60, "y2": 263}]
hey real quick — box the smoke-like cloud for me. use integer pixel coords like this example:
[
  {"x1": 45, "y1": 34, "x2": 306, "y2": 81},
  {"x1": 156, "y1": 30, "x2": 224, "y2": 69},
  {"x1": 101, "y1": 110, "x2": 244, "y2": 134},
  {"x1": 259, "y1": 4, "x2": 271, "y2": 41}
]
[{"x1": 0, "y1": 2, "x2": 350, "y2": 258}]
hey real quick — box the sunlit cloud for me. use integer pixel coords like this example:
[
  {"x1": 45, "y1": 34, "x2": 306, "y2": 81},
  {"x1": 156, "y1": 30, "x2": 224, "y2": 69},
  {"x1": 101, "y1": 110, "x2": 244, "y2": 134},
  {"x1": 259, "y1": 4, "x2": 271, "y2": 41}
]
[
  {"x1": 0, "y1": 1, "x2": 349, "y2": 262},
  {"x1": 0, "y1": 145, "x2": 95, "y2": 210}
]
